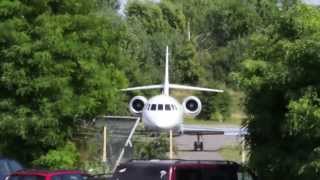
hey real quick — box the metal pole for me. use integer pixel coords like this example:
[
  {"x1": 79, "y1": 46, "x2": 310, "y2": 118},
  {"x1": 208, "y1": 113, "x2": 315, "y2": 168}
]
[
  {"x1": 187, "y1": 21, "x2": 191, "y2": 41},
  {"x1": 113, "y1": 118, "x2": 141, "y2": 172},
  {"x1": 241, "y1": 136, "x2": 246, "y2": 163},
  {"x1": 102, "y1": 126, "x2": 107, "y2": 162},
  {"x1": 170, "y1": 130, "x2": 173, "y2": 159}
]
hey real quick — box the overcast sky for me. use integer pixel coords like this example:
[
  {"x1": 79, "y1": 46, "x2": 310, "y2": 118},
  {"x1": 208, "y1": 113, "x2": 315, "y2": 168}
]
[{"x1": 304, "y1": 0, "x2": 320, "y2": 5}]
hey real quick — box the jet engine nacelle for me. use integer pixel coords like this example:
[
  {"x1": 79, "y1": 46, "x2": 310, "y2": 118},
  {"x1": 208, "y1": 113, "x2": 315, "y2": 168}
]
[
  {"x1": 129, "y1": 96, "x2": 147, "y2": 115},
  {"x1": 182, "y1": 96, "x2": 202, "y2": 117}
]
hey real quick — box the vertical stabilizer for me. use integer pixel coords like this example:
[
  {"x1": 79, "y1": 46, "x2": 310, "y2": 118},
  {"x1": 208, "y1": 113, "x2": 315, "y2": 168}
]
[
  {"x1": 121, "y1": 46, "x2": 223, "y2": 94},
  {"x1": 163, "y1": 46, "x2": 170, "y2": 96}
]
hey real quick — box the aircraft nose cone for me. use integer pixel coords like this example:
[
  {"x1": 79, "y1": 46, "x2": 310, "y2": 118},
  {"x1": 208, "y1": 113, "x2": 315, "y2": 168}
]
[{"x1": 154, "y1": 120, "x2": 177, "y2": 130}]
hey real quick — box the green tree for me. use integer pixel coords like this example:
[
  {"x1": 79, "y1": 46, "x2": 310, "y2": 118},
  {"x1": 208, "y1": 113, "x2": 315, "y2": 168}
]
[
  {"x1": 133, "y1": 134, "x2": 169, "y2": 159},
  {"x1": 204, "y1": 0, "x2": 260, "y2": 47},
  {"x1": 125, "y1": 0, "x2": 196, "y2": 87},
  {"x1": 199, "y1": 91, "x2": 232, "y2": 121},
  {"x1": 32, "y1": 142, "x2": 79, "y2": 169},
  {"x1": 172, "y1": 41, "x2": 203, "y2": 84},
  {"x1": 235, "y1": 4, "x2": 320, "y2": 179},
  {"x1": 127, "y1": 1, "x2": 168, "y2": 34},
  {"x1": 0, "y1": 0, "x2": 128, "y2": 165}
]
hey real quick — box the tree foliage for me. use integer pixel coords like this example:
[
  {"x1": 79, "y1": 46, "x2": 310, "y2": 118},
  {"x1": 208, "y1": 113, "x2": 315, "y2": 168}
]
[
  {"x1": 1, "y1": 1, "x2": 320, "y2": 178},
  {"x1": 235, "y1": 4, "x2": 320, "y2": 179},
  {"x1": 133, "y1": 134, "x2": 169, "y2": 160},
  {"x1": 199, "y1": 91, "x2": 232, "y2": 122},
  {"x1": 32, "y1": 141, "x2": 79, "y2": 169},
  {"x1": 0, "y1": 0, "x2": 128, "y2": 164}
]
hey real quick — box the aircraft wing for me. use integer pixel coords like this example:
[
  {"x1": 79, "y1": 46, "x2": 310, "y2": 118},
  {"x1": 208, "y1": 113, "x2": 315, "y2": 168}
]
[
  {"x1": 121, "y1": 84, "x2": 163, "y2": 91},
  {"x1": 169, "y1": 84, "x2": 224, "y2": 93},
  {"x1": 181, "y1": 125, "x2": 247, "y2": 136}
]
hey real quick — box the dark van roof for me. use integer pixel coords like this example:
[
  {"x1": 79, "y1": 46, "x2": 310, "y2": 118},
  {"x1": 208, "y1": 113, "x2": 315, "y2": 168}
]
[
  {"x1": 118, "y1": 159, "x2": 240, "y2": 169},
  {"x1": 126, "y1": 159, "x2": 239, "y2": 165},
  {"x1": 113, "y1": 159, "x2": 245, "y2": 180}
]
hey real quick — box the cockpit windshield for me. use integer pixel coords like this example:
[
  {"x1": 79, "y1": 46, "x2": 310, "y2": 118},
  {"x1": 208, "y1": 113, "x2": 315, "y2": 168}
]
[
  {"x1": 158, "y1": 104, "x2": 164, "y2": 110},
  {"x1": 151, "y1": 104, "x2": 157, "y2": 111},
  {"x1": 148, "y1": 104, "x2": 177, "y2": 111}
]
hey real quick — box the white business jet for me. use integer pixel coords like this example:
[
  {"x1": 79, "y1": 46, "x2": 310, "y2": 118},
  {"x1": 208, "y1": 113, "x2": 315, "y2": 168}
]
[{"x1": 121, "y1": 46, "x2": 246, "y2": 151}]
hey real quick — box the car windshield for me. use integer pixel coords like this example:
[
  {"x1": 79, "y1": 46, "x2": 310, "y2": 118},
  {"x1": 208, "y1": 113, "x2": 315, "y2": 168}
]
[
  {"x1": 8, "y1": 160, "x2": 23, "y2": 171},
  {"x1": 0, "y1": 160, "x2": 10, "y2": 174},
  {"x1": 0, "y1": 159, "x2": 23, "y2": 175},
  {"x1": 114, "y1": 165, "x2": 169, "y2": 180}
]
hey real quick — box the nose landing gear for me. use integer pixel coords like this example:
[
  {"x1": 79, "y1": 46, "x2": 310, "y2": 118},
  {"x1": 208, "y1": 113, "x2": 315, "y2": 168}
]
[{"x1": 193, "y1": 134, "x2": 204, "y2": 151}]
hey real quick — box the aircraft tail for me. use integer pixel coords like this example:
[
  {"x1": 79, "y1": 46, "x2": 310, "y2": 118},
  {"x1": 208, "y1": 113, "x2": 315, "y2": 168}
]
[
  {"x1": 163, "y1": 46, "x2": 170, "y2": 95},
  {"x1": 121, "y1": 46, "x2": 223, "y2": 94}
]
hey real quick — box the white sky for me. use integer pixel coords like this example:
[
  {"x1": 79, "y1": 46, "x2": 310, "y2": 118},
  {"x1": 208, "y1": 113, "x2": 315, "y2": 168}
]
[
  {"x1": 117, "y1": 0, "x2": 161, "y2": 16},
  {"x1": 304, "y1": 0, "x2": 320, "y2": 5}
]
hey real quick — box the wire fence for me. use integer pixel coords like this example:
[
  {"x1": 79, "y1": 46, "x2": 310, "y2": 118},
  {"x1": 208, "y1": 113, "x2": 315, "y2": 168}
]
[{"x1": 94, "y1": 116, "x2": 139, "y2": 170}]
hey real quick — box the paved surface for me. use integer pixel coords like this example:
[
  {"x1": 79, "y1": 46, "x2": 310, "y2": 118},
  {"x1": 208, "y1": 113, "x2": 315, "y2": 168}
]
[{"x1": 174, "y1": 125, "x2": 242, "y2": 160}]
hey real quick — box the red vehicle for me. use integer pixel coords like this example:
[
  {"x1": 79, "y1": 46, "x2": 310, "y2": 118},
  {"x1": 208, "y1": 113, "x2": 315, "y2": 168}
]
[
  {"x1": 112, "y1": 160, "x2": 256, "y2": 180},
  {"x1": 8, "y1": 170, "x2": 89, "y2": 180}
]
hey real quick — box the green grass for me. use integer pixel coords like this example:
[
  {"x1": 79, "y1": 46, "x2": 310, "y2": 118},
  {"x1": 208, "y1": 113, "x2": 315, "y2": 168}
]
[
  {"x1": 218, "y1": 144, "x2": 243, "y2": 163},
  {"x1": 228, "y1": 89, "x2": 246, "y2": 125},
  {"x1": 172, "y1": 88, "x2": 247, "y2": 126},
  {"x1": 184, "y1": 117, "x2": 241, "y2": 126}
]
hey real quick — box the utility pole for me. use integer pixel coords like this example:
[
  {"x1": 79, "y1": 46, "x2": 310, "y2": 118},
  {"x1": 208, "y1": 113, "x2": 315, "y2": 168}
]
[
  {"x1": 169, "y1": 130, "x2": 173, "y2": 159},
  {"x1": 241, "y1": 137, "x2": 246, "y2": 163},
  {"x1": 102, "y1": 126, "x2": 107, "y2": 162},
  {"x1": 187, "y1": 21, "x2": 191, "y2": 41}
]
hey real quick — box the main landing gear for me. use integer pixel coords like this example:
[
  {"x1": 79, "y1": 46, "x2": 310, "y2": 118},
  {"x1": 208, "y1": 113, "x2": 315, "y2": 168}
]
[{"x1": 193, "y1": 134, "x2": 204, "y2": 151}]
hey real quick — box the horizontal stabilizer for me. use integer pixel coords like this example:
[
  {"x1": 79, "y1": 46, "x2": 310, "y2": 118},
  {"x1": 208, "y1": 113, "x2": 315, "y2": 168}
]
[
  {"x1": 170, "y1": 84, "x2": 224, "y2": 93},
  {"x1": 121, "y1": 85, "x2": 163, "y2": 91}
]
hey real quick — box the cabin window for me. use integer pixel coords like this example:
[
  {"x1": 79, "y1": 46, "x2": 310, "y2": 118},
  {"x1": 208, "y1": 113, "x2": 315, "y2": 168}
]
[
  {"x1": 165, "y1": 104, "x2": 171, "y2": 111},
  {"x1": 151, "y1": 104, "x2": 157, "y2": 111},
  {"x1": 158, "y1": 104, "x2": 164, "y2": 110},
  {"x1": 171, "y1": 105, "x2": 175, "y2": 110}
]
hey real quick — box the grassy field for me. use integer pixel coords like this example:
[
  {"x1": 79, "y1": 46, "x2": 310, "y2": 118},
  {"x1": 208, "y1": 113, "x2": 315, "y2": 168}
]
[
  {"x1": 184, "y1": 117, "x2": 241, "y2": 126},
  {"x1": 171, "y1": 89, "x2": 247, "y2": 164},
  {"x1": 218, "y1": 143, "x2": 243, "y2": 163},
  {"x1": 176, "y1": 88, "x2": 246, "y2": 126},
  {"x1": 228, "y1": 89, "x2": 246, "y2": 125}
]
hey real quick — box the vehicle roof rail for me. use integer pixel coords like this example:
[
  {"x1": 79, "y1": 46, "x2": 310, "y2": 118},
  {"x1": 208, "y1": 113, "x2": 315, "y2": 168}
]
[{"x1": 126, "y1": 159, "x2": 239, "y2": 165}]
